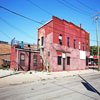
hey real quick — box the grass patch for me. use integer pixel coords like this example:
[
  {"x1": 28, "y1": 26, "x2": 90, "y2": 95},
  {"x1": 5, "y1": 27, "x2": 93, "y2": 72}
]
[{"x1": 0, "y1": 66, "x2": 9, "y2": 70}]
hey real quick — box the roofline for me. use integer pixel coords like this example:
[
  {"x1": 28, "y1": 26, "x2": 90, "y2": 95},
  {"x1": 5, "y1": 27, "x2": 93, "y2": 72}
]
[
  {"x1": 63, "y1": 19, "x2": 89, "y2": 34},
  {"x1": 15, "y1": 48, "x2": 40, "y2": 53},
  {"x1": 0, "y1": 53, "x2": 11, "y2": 56},
  {"x1": 38, "y1": 16, "x2": 89, "y2": 34},
  {"x1": 38, "y1": 19, "x2": 53, "y2": 30}
]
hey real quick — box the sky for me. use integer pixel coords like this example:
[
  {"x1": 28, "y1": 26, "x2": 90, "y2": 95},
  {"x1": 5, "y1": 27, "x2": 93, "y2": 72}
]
[{"x1": 0, "y1": 0, "x2": 100, "y2": 46}]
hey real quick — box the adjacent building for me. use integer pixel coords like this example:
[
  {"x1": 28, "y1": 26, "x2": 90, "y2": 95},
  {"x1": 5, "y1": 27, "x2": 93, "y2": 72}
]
[
  {"x1": 37, "y1": 16, "x2": 90, "y2": 72},
  {"x1": 0, "y1": 41, "x2": 11, "y2": 67},
  {"x1": 10, "y1": 43, "x2": 43, "y2": 71}
]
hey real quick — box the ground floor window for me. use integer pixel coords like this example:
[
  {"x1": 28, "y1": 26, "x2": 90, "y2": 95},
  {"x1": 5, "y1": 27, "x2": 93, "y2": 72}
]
[
  {"x1": 33, "y1": 55, "x2": 37, "y2": 66},
  {"x1": 86, "y1": 56, "x2": 88, "y2": 66},
  {"x1": 58, "y1": 56, "x2": 62, "y2": 65},
  {"x1": 20, "y1": 53, "x2": 25, "y2": 66},
  {"x1": 67, "y1": 57, "x2": 70, "y2": 65}
]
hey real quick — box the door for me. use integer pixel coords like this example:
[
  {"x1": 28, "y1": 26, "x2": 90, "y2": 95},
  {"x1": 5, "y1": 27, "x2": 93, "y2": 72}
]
[{"x1": 63, "y1": 58, "x2": 65, "y2": 70}]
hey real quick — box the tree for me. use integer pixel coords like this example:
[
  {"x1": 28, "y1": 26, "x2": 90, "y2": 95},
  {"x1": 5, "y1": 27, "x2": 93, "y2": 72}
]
[{"x1": 90, "y1": 46, "x2": 100, "y2": 56}]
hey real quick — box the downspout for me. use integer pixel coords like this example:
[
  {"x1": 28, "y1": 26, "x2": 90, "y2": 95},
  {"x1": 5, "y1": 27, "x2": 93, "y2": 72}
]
[
  {"x1": 16, "y1": 49, "x2": 18, "y2": 71},
  {"x1": 28, "y1": 49, "x2": 31, "y2": 71}
]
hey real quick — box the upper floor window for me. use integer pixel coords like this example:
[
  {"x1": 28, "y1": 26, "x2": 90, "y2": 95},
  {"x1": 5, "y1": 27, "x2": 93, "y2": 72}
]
[
  {"x1": 48, "y1": 52, "x2": 50, "y2": 56},
  {"x1": 38, "y1": 39, "x2": 40, "y2": 46},
  {"x1": 59, "y1": 34, "x2": 62, "y2": 45},
  {"x1": 83, "y1": 43, "x2": 84, "y2": 51},
  {"x1": 20, "y1": 53, "x2": 25, "y2": 66},
  {"x1": 33, "y1": 55, "x2": 37, "y2": 66},
  {"x1": 87, "y1": 44, "x2": 88, "y2": 51},
  {"x1": 74, "y1": 40, "x2": 76, "y2": 49},
  {"x1": 38, "y1": 39, "x2": 40, "y2": 49},
  {"x1": 79, "y1": 41, "x2": 80, "y2": 49},
  {"x1": 67, "y1": 37, "x2": 70, "y2": 47},
  {"x1": 41, "y1": 36, "x2": 44, "y2": 46}
]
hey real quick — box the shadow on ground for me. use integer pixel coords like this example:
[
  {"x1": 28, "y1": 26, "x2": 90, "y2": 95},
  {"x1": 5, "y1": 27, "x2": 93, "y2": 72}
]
[
  {"x1": 0, "y1": 72, "x2": 21, "y2": 79},
  {"x1": 79, "y1": 74, "x2": 100, "y2": 96}
]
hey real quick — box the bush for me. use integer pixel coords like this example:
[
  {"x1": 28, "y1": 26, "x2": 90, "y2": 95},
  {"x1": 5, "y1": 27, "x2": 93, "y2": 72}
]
[{"x1": 29, "y1": 72, "x2": 32, "y2": 74}]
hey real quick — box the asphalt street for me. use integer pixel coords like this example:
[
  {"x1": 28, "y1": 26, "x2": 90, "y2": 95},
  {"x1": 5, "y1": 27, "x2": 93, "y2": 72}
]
[{"x1": 0, "y1": 73, "x2": 100, "y2": 100}]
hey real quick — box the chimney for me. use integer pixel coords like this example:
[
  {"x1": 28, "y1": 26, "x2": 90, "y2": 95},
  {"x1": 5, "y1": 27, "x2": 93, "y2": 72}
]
[{"x1": 79, "y1": 24, "x2": 81, "y2": 28}]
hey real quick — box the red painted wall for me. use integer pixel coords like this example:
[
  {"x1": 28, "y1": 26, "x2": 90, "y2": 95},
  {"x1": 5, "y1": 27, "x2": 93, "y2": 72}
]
[
  {"x1": 38, "y1": 16, "x2": 90, "y2": 72},
  {"x1": 10, "y1": 46, "x2": 43, "y2": 71}
]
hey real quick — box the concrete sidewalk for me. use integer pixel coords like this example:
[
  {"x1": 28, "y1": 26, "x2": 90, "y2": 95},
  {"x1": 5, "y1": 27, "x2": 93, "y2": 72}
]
[
  {"x1": 0, "y1": 69, "x2": 20, "y2": 78},
  {"x1": 0, "y1": 69, "x2": 99, "y2": 88}
]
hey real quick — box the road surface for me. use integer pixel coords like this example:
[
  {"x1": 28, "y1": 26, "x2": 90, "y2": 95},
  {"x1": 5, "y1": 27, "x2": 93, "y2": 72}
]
[{"x1": 0, "y1": 73, "x2": 100, "y2": 100}]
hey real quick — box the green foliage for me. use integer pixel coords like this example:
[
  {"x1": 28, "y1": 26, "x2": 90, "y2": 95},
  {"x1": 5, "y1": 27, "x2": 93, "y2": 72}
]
[
  {"x1": 29, "y1": 72, "x2": 32, "y2": 74},
  {"x1": 90, "y1": 46, "x2": 100, "y2": 56},
  {"x1": 0, "y1": 66, "x2": 9, "y2": 70}
]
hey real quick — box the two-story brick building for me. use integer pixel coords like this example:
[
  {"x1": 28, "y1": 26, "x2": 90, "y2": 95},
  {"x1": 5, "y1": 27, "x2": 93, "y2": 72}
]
[{"x1": 37, "y1": 16, "x2": 90, "y2": 72}]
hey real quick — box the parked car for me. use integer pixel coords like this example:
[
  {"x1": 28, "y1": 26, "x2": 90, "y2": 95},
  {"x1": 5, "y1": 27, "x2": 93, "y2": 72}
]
[{"x1": 2, "y1": 59, "x2": 10, "y2": 67}]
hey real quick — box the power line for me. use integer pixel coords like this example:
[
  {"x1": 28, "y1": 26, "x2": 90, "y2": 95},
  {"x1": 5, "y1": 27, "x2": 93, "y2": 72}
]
[
  {"x1": 77, "y1": 0, "x2": 98, "y2": 13},
  {"x1": 57, "y1": 0, "x2": 91, "y2": 17},
  {"x1": 26, "y1": 0, "x2": 91, "y2": 30},
  {"x1": 0, "y1": 5, "x2": 43, "y2": 25},
  {"x1": 27, "y1": 0, "x2": 98, "y2": 33},
  {"x1": 0, "y1": 16, "x2": 35, "y2": 40},
  {"x1": 62, "y1": 0, "x2": 92, "y2": 15},
  {"x1": 0, "y1": 5, "x2": 88, "y2": 40},
  {"x1": 0, "y1": 30, "x2": 11, "y2": 39},
  {"x1": 26, "y1": 0, "x2": 54, "y2": 16},
  {"x1": 26, "y1": 0, "x2": 99, "y2": 43},
  {"x1": 0, "y1": 5, "x2": 99, "y2": 44}
]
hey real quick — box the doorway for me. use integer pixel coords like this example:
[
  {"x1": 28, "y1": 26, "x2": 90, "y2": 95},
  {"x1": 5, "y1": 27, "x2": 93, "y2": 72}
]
[{"x1": 63, "y1": 58, "x2": 65, "y2": 70}]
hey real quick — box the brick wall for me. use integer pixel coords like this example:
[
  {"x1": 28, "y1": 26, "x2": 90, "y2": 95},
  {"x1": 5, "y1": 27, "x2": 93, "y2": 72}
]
[{"x1": 0, "y1": 43, "x2": 11, "y2": 66}]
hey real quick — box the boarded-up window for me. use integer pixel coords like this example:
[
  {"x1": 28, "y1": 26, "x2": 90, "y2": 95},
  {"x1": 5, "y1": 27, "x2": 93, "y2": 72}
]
[
  {"x1": 58, "y1": 56, "x2": 61, "y2": 65},
  {"x1": 74, "y1": 40, "x2": 76, "y2": 48},
  {"x1": 67, "y1": 57, "x2": 70, "y2": 65},
  {"x1": 67, "y1": 37, "x2": 70, "y2": 47},
  {"x1": 20, "y1": 53, "x2": 25, "y2": 66},
  {"x1": 83, "y1": 43, "x2": 84, "y2": 51},
  {"x1": 41, "y1": 37, "x2": 44, "y2": 46},
  {"x1": 86, "y1": 56, "x2": 88, "y2": 66},
  {"x1": 33, "y1": 55, "x2": 37, "y2": 66}
]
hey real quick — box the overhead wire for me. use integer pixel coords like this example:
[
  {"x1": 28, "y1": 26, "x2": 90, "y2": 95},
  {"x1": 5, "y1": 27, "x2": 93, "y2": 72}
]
[
  {"x1": 0, "y1": 5, "x2": 99, "y2": 44},
  {"x1": 26, "y1": 0, "x2": 98, "y2": 43},
  {"x1": 26, "y1": 0, "x2": 97, "y2": 31},
  {"x1": 56, "y1": 0, "x2": 91, "y2": 17},
  {"x1": 0, "y1": 5, "x2": 43, "y2": 24},
  {"x1": 62, "y1": 0, "x2": 92, "y2": 15},
  {"x1": 76, "y1": 0, "x2": 98, "y2": 13},
  {"x1": 0, "y1": 16, "x2": 35, "y2": 40},
  {"x1": 26, "y1": 0, "x2": 54, "y2": 16},
  {"x1": 0, "y1": 30, "x2": 12, "y2": 39}
]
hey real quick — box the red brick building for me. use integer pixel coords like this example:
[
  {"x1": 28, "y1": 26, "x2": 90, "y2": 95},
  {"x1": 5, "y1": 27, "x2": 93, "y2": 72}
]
[
  {"x1": 37, "y1": 16, "x2": 90, "y2": 72},
  {"x1": 0, "y1": 41, "x2": 11, "y2": 67},
  {"x1": 10, "y1": 45, "x2": 43, "y2": 71}
]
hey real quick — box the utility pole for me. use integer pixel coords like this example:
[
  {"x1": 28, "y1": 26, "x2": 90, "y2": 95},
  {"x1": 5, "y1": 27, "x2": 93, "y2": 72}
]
[{"x1": 93, "y1": 12, "x2": 100, "y2": 71}]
